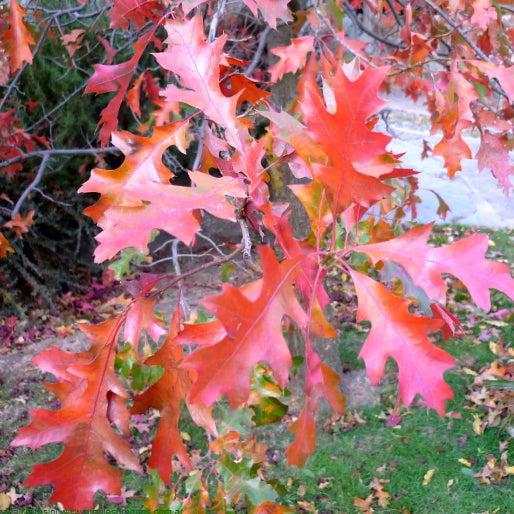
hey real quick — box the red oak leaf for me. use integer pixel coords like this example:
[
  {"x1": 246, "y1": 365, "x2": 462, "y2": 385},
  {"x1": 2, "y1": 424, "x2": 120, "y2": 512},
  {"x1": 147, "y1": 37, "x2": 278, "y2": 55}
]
[
  {"x1": 353, "y1": 223, "x2": 514, "y2": 312},
  {"x1": 80, "y1": 122, "x2": 190, "y2": 220},
  {"x1": 11, "y1": 319, "x2": 142, "y2": 510},
  {"x1": 470, "y1": 0, "x2": 497, "y2": 31},
  {"x1": 154, "y1": 14, "x2": 242, "y2": 149},
  {"x1": 3, "y1": 0, "x2": 34, "y2": 73},
  {"x1": 92, "y1": 171, "x2": 245, "y2": 262},
  {"x1": 241, "y1": 0, "x2": 293, "y2": 29},
  {"x1": 262, "y1": 203, "x2": 335, "y2": 338},
  {"x1": 470, "y1": 61, "x2": 514, "y2": 104},
  {"x1": 350, "y1": 270, "x2": 453, "y2": 416},
  {"x1": 276, "y1": 61, "x2": 394, "y2": 217},
  {"x1": 85, "y1": 32, "x2": 152, "y2": 146},
  {"x1": 183, "y1": 247, "x2": 306, "y2": 408},
  {"x1": 268, "y1": 36, "x2": 315, "y2": 83},
  {"x1": 107, "y1": 0, "x2": 164, "y2": 29},
  {"x1": 475, "y1": 130, "x2": 513, "y2": 194}
]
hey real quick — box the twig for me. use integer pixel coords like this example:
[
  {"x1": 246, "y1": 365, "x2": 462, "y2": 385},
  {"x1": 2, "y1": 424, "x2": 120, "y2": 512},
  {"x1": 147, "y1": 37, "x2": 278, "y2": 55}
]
[
  {"x1": 317, "y1": 9, "x2": 373, "y2": 66},
  {"x1": 236, "y1": 198, "x2": 261, "y2": 274},
  {"x1": 171, "y1": 239, "x2": 191, "y2": 320},
  {"x1": 25, "y1": 83, "x2": 87, "y2": 132},
  {"x1": 385, "y1": 0, "x2": 404, "y2": 27},
  {"x1": 33, "y1": 188, "x2": 73, "y2": 207},
  {"x1": 387, "y1": 57, "x2": 450, "y2": 76},
  {"x1": 245, "y1": 25, "x2": 271, "y2": 78},
  {"x1": 421, "y1": 0, "x2": 492, "y2": 63},
  {"x1": 12, "y1": 154, "x2": 50, "y2": 217},
  {"x1": 146, "y1": 244, "x2": 245, "y2": 300},
  {"x1": 343, "y1": 1, "x2": 404, "y2": 49},
  {"x1": 197, "y1": 231, "x2": 250, "y2": 274},
  {"x1": 0, "y1": 146, "x2": 119, "y2": 171}
]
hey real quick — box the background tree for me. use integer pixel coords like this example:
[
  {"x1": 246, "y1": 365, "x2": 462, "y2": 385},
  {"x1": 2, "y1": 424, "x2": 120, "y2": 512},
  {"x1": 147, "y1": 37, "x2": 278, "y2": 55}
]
[{"x1": 1, "y1": 0, "x2": 513, "y2": 510}]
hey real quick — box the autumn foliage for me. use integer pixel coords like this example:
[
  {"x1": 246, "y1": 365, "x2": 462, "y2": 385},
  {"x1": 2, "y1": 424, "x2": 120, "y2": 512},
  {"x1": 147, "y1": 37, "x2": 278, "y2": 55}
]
[{"x1": 2, "y1": 0, "x2": 514, "y2": 510}]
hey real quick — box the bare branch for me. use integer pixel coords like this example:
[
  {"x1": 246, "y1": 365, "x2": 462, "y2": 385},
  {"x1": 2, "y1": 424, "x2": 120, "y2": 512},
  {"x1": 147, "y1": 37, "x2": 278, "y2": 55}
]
[
  {"x1": 11, "y1": 154, "x2": 50, "y2": 218},
  {"x1": 0, "y1": 147, "x2": 119, "y2": 171},
  {"x1": 245, "y1": 25, "x2": 271, "y2": 78}
]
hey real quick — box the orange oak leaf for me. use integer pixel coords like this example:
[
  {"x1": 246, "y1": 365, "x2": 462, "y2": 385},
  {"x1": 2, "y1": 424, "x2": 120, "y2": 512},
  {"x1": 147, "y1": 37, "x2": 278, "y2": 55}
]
[
  {"x1": 353, "y1": 223, "x2": 514, "y2": 312},
  {"x1": 430, "y1": 64, "x2": 478, "y2": 177},
  {"x1": 261, "y1": 204, "x2": 335, "y2": 338},
  {"x1": 11, "y1": 319, "x2": 142, "y2": 510},
  {"x1": 253, "y1": 502, "x2": 294, "y2": 513},
  {"x1": 349, "y1": 270, "x2": 453, "y2": 416},
  {"x1": 80, "y1": 122, "x2": 190, "y2": 221},
  {"x1": 268, "y1": 36, "x2": 315, "y2": 83},
  {"x1": 61, "y1": 29, "x2": 86, "y2": 59},
  {"x1": 183, "y1": 247, "x2": 306, "y2": 408},
  {"x1": 220, "y1": 71, "x2": 271, "y2": 107},
  {"x1": 85, "y1": 32, "x2": 152, "y2": 146},
  {"x1": 153, "y1": 14, "x2": 242, "y2": 150},
  {"x1": 131, "y1": 306, "x2": 210, "y2": 484},
  {"x1": 3, "y1": 0, "x2": 34, "y2": 73},
  {"x1": 3, "y1": 210, "x2": 34, "y2": 238},
  {"x1": 0, "y1": 232, "x2": 14, "y2": 258},
  {"x1": 286, "y1": 341, "x2": 345, "y2": 467}
]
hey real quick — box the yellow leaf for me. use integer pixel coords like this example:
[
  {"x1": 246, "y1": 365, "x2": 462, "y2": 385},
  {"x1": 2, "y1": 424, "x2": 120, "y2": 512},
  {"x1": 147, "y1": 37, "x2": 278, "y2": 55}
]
[
  {"x1": 505, "y1": 466, "x2": 514, "y2": 475},
  {"x1": 180, "y1": 431, "x2": 191, "y2": 441},
  {"x1": 472, "y1": 414, "x2": 484, "y2": 435},
  {"x1": 489, "y1": 342, "x2": 497, "y2": 354},
  {"x1": 0, "y1": 493, "x2": 10, "y2": 511},
  {"x1": 422, "y1": 468, "x2": 435, "y2": 486},
  {"x1": 458, "y1": 458, "x2": 471, "y2": 467},
  {"x1": 446, "y1": 479, "x2": 454, "y2": 489}
]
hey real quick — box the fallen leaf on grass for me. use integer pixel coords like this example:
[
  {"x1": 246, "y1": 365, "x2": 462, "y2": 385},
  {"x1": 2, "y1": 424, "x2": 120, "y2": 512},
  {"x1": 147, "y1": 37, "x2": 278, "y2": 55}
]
[
  {"x1": 353, "y1": 495, "x2": 373, "y2": 512},
  {"x1": 0, "y1": 494, "x2": 10, "y2": 511},
  {"x1": 422, "y1": 468, "x2": 435, "y2": 486}
]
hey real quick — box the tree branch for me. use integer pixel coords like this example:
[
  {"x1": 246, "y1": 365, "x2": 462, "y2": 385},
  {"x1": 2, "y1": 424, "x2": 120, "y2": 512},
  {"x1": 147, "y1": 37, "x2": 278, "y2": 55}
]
[
  {"x1": 0, "y1": 146, "x2": 119, "y2": 171},
  {"x1": 342, "y1": 1, "x2": 405, "y2": 49},
  {"x1": 245, "y1": 25, "x2": 271, "y2": 78},
  {"x1": 421, "y1": 0, "x2": 492, "y2": 63},
  {"x1": 11, "y1": 154, "x2": 50, "y2": 218}
]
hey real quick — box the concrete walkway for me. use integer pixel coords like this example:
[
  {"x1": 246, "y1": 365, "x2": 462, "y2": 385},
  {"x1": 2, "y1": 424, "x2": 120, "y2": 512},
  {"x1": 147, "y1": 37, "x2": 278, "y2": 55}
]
[{"x1": 380, "y1": 95, "x2": 514, "y2": 230}]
